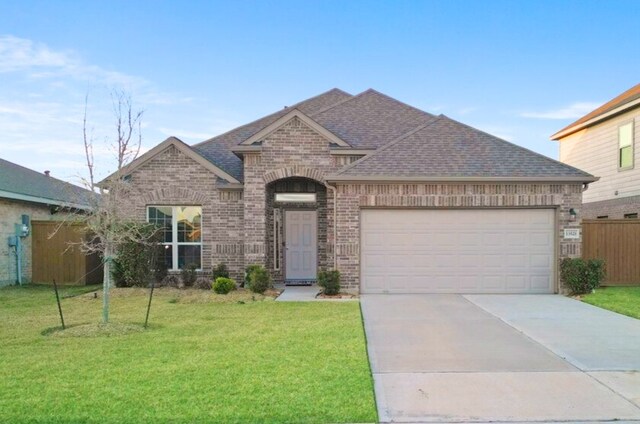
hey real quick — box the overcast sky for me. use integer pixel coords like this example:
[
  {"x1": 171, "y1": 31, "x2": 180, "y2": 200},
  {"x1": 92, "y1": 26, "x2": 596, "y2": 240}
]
[{"x1": 1, "y1": 0, "x2": 638, "y2": 185}]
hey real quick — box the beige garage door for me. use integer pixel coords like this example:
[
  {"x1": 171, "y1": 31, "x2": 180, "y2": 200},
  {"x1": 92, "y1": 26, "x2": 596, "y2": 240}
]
[{"x1": 361, "y1": 209, "x2": 555, "y2": 294}]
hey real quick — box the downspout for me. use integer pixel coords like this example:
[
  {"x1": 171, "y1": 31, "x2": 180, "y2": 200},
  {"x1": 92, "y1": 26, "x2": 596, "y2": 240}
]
[{"x1": 325, "y1": 182, "x2": 338, "y2": 269}]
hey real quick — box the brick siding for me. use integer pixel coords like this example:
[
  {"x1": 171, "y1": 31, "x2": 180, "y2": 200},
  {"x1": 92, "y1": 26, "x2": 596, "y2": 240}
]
[
  {"x1": 580, "y1": 195, "x2": 640, "y2": 219},
  {"x1": 122, "y1": 119, "x2": 585, "y2": 293},
  {"x1": 333, "y1": 182, "x2": 584, "y2": 293},
  {"x1": 242, "y1": 116, "x2": 343, "y2": 278},
  {"x1": 123, "y1": 145, "x2": 245, "y2": 281}
]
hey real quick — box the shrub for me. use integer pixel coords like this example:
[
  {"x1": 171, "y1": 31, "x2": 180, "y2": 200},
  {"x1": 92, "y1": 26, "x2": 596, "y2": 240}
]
[
  {"x1": 213, "y1": 277, "x2": 236, "y2": 294},
  {"x1": 560, "y1": 258, "x2": 606, "y2": 295},
  {"x1": 180, "y1": 263, "x2": 198, "y2": 287},
  {"x1": 193, "y1": 277, "x2": 212, "y2": 290},
  {"x1": 247, "y1": 266, "x2": 271, "y2": 294},
  {"x1": 111, "y1": 222, "x2": 165, "y2": 287},
  {"x1": 245, "y1": 264, "x2": 262, "y2": 286},
  {"x1": 212, "y1": 263, "x2": 230, "y2": 280},
  {"x1": 318, "y1": 270, "x2": 341, "y2": 295}
]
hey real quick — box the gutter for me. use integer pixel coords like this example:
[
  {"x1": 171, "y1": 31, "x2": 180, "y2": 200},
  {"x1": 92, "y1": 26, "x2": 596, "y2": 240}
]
[
  {"x1": 551, "y1": 98, "x2": 640, "y2": 140},
  {"x1": 0, "y1": 189, "x2": 90, "y2": 210},
  {"x1": 325, "y1": 175, "x2": 599, "y2": 184}
]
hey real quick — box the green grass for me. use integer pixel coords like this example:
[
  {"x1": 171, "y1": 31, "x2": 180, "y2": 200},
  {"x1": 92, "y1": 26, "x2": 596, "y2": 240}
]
[
  {"x1": 582, "y1": 286, "x2": 640, "y2": 319},
  {"x1": 0, "y1": 285, "x2": 377, "y2": 424}
]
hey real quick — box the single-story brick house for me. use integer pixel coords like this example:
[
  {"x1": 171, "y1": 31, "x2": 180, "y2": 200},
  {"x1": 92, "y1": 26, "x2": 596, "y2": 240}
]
[
  {"x1": 117, "y1": 88, "x2": 596, "y2": 293},
  {"x1": 0, "y1": 158, "x2": 97, "y2": 286}
]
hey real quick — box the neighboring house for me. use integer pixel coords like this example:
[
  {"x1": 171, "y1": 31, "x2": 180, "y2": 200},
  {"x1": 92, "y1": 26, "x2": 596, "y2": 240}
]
[
  {"x1": 0, "y1": 158, "x2": 96, "y2": 286},
  {"x1": 115, "y1": 88, "x2": 595, "y2": 294},
  {"x1": 552, "y1": 83, "x2": 640, "y2": 219}
]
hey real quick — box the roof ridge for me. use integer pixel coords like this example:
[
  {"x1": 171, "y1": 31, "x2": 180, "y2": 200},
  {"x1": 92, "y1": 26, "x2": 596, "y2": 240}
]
[
  {"x1": 364, "y1": 88, "x2": 434, "y2": 117},
  {"x1": 312, "y1": 88, "x2": 434, "y2": 119},
  {"x1": 310, "y1": 91, "x2": 366, "y2": 116},
  {"x1": 333, "y1": 115, "x2": 442, "y2": 176},
  {"x1": 191, "y1": 88, "x2": 352, "y2": 148},
  {"x1": 438, "y1": 115, "x2": 595, "y2": 177}
]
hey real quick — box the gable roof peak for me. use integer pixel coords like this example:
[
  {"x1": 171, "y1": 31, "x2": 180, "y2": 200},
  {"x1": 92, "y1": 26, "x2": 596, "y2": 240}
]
[
  {"x1": 240, "y1": 107, "x2": 351, "y2": 147},
  {"x1": 109, "y1": 135, "x2": 240, "y2": 184}
]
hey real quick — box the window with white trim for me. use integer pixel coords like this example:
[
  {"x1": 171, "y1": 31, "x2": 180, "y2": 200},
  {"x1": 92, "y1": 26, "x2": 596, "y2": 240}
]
[
  {"x1": 619, "y1": 121, "x2": 634, "y2": 170},
  {"x1": 147, "y1": 206, "x2": 202, "y2": 270}
]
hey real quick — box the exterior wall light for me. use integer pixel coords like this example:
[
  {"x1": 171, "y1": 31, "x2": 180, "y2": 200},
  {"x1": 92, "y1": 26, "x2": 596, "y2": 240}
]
[{"x1": 569, "y1": 208, "x2": 577, "y2": 222}]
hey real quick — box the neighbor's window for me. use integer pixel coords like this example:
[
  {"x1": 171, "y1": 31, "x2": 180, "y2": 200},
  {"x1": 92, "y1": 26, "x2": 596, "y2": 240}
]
[
  {"x1": 597, "y1": 215, "x2": 609, "y2": 219},
  {"x1": 619, "y1": 121, "x2": 634, "y2": 169},
  {"x1": 274, "y1": 193, "x2": 316, "y2": 202},
  {"x1": 624, "y1": 213, "x2": 638, "y2": 219},
  {"x1": 147, "y1": 206, "x2": 202, "y2": 270}
]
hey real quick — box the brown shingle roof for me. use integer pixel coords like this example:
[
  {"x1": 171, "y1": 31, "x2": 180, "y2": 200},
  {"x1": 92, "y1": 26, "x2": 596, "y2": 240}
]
[
  {"x1": 192, "y1": 89, "x2": 353, "y2": 181},
  {"x1": 332, "y1": 115, "x2": 595, "y2": 181},
  {"x1": 311, "y1": 89, "x2": 434, "y2": 148},
  {"x1": 552, "y1": 83, "x2": 640, "y2": 140}
]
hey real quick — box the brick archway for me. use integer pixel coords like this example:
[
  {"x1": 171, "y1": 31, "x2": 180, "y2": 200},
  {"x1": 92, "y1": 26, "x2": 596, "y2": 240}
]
[
  {"x1": 142, "y1": 187, "x2": 208, "y2": 204},
  {"x1": 263, "y1": 166, "x2": 325, "y2": 185}
]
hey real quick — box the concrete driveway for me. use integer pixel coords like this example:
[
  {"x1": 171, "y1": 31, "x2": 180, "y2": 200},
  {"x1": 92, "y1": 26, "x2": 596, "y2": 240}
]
[{"x1": 361, "y1": 294, "x2": 640, "y2": 423}]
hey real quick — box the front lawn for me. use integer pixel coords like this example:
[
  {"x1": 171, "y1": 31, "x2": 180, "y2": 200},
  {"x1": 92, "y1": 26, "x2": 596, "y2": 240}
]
[
  {"x1": 582, "y1": 286, "x2": 640, "y2": 319},
  {"x1": 0, "y1": 285, "x2": 377, "y2": 424}
]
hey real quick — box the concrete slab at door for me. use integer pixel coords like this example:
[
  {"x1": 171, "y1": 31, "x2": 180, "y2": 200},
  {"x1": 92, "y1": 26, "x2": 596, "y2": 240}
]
[{"x1": 285, "y1": 210, "x2": 317, "y2": 280}]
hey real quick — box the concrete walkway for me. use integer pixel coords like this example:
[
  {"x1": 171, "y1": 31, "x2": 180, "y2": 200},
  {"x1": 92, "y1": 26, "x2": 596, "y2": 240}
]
[
  {"x1": 275, "y1": 285, "x2": 320, "y2": 301},
  {"x1": 361, "y1": 294, "x2": 640, "y2": 423}
]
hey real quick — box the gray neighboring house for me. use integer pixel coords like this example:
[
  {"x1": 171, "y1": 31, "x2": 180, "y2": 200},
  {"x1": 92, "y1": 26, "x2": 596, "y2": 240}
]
[
  {"x1": 0, "y1": 158, "x2": 92, "y2": 286},
  {"x1": 553, "y1": 83, "x2": 640, "y2": 219},
  {"x1": 116, "y1": 88, "x2": 596, "y2": 294}
]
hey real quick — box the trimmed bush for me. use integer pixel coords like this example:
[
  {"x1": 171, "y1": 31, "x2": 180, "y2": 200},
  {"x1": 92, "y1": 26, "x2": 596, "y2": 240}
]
[
  {"x1": 560, "y1": 258, "x2": 606, "y2": 295},
  {"x1": 245, "y1": 264, "x2": 262, "y2": 286},
  {"x1": 247, "y1": 266, "x2": 271, "y2": 294},
  {"x1": 318, "y1": 270, "x2": 341, "y2": 295},
  {"x1": 212, "y1": 263, "x2": 230, "y2": 280},
  {"x1": 213, "y1": 277, "x2": 237, "y2": 294},
  {"x1": 181, "y1": 263, "x2": 198, "y2": 287}
]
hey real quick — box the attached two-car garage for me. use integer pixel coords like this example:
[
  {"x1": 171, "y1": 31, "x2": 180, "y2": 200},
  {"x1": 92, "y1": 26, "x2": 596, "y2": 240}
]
[{"x1": 360, "y1": 209, "x2": 555, "y2": 294}]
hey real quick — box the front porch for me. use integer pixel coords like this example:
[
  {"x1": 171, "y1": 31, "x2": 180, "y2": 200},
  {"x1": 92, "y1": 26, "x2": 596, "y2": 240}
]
[{"x1": 264, "y1": 176, "x2": 330, "y2": 284}]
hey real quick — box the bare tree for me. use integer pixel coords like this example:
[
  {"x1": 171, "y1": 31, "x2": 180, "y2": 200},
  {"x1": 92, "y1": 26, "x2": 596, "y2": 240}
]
[{"x1": 78, "y1": 89, "x2": 146, "y2": 323}]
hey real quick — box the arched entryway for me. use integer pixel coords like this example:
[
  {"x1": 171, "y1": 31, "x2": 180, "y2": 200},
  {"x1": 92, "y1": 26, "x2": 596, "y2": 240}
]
[{"x1": 265, "y1": 177, "x2": 328, "y2": 284}]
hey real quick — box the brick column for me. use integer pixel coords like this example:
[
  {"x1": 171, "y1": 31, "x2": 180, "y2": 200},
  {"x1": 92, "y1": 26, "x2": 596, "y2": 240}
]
[{"x1": 243, "y1": 154, "x2": 267, "y2": 268}]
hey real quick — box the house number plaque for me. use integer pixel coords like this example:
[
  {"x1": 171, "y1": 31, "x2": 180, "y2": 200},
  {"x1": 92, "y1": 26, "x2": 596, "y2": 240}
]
[{"x1": 563, "y1": 228, "x2": 580, "y2": 239}]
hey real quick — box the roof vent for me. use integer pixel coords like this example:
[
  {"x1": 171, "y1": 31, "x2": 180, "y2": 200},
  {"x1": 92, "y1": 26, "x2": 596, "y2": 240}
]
[{"x1": 44, "y1": 170, "x2": 50, "y2": 177}]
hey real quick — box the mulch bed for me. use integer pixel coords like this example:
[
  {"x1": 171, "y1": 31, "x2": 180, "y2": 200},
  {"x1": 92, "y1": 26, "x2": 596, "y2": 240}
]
[{"x1": 316, "y1": 292, "x2": 358, "y2": 299}]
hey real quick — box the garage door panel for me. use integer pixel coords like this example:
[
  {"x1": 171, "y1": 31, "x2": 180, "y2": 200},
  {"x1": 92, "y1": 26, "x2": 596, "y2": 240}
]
[
  {"x1": 361, "y1": 209, "x2": 555, "y2": 294},
  {"x1": 506, "y1": 275, "x2": 527, "y2": 290}
]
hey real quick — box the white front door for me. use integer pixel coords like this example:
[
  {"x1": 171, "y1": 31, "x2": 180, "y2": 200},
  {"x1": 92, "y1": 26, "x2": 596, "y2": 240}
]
[{"x1": 285, "y1": 210, "x2": 318, "y2": 280}]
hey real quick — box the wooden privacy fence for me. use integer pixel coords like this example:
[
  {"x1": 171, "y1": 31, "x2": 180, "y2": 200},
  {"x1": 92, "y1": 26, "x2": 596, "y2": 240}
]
[
  {"x1": 31, "y1": 221, "x2": 103, "y2": 285},
  {"x1": 582, "y1": 219, "x2": 640, "y2": 286}
]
